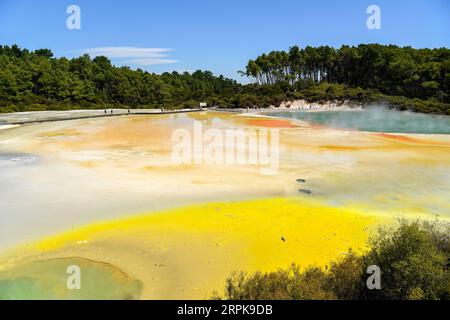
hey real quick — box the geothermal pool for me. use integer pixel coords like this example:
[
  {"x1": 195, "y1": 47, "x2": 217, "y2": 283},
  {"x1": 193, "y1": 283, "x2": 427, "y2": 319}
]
[
  {"x1": 0, "y1": 111, "x2": 449, "y2": 299},
  {"x1": 268, "y1": 108, "x2": 450, "y2": 134}
]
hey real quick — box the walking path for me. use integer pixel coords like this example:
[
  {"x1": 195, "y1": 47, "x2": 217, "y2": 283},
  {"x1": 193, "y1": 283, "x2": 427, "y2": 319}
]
[{"x1": 0, "y1": 108, "x2": 203, "y2": 125}]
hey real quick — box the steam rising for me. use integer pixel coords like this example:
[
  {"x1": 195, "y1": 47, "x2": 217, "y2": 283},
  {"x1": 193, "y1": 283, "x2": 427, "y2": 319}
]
[{"x1": 270, "y1": 106, "x2": 450, "y2": 134}]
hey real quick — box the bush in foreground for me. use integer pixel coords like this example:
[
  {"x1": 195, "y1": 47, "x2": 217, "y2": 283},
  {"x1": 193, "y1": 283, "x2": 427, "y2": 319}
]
[{"x1": 215, "y1": 220, "x2": 449, "y2": 300}]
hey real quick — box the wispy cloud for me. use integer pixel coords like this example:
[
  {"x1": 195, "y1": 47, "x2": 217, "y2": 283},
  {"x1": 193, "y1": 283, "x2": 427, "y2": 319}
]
[
  {"x1": 124, "y1": 58, "x2": 179, "y2": 66},
  {"x1": 81, "y1": 47, "x2": 179, "y2": 66}
]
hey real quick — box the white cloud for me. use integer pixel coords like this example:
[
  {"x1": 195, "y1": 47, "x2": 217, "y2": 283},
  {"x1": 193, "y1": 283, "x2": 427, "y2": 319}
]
[
  {"x1": 125, "y1": 58, "x2": 179, "y2": 65},
  {"x1": 81, "y1": 46, "x2": 178, "y2": 66}
]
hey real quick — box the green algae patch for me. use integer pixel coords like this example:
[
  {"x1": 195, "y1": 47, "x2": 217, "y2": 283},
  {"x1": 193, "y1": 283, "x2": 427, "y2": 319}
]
[{"x1": 0, "y1": 257, "x2": 142, "y2": 300}]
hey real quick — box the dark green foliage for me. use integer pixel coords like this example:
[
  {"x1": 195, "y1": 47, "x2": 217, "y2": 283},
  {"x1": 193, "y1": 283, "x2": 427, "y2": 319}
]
[
  {"x1": 0, "y1": 45, "x2": 237, "y2": 112},
  {"x1": 243, "y1": 44, "x2": 450, "y2": 103},
  {"x1": 328, "y1": 250, "x2": 363, "y2": 300},
  {"x1": 221, "y1": 265, "x2": 335, "y2": 300},
  {"x1": 361, "y1": 220, "x2": 450, "y2": 300},
  {"x1": 1, "y1": 44, "x2": 449, "y2": 115},
  {"x1": 241, "y1": 44, "x2": 450, "y2": 114},
  {"x1": 225, "y1": 82, "x2": 449, "y2": 115},
  {"x1": 217, "y1": 220, "x2": 450, "y2": 300}
]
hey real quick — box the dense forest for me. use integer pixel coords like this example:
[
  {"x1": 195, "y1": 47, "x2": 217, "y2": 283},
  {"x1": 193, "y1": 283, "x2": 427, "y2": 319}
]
[
  {"x1": 240, "y1": 44, "x2": 450, "y2": 114},
  {"x1": 243, "y1": 44, "x2": 450, "y2": 101},
  {"x1": 0, "y1": 44, "x2": 237, "y2": 112},
  {"x1": 1, "y1": 44, "x2": 449, "y2": 115}
]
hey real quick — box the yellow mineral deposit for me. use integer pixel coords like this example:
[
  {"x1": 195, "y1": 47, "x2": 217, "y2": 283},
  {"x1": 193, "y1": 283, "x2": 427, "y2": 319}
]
[{"x1": 0, "y1": 112, "x2": 449, "y2": 299}]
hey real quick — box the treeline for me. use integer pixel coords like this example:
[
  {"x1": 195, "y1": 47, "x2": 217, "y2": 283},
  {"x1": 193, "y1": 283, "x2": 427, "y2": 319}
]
[
  {"x1": 238, "y1": 44, "x2": 450, "y2": 115},
  {"x1": 1, "y1": 44, "x2": 450, "y2": 115},
  {"x1": 242, "y1": 44, "x2": 450, "y2": 103},
  {"x1": 0, "y1": 44, "x2": 237, "y2": 112},
  {"x1": 215, "y1": 220, "x2": 450, "y2": 300},
  {"x1": 227, "y1": 82, "x2": 450, "y2": 115}
]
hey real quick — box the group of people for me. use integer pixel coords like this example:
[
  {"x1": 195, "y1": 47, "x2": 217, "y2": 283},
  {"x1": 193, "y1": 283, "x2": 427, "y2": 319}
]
[
  {"x1": 103, "y1": 109, "x2": 132, "y2": 115},
  {"x1": 100, "y1": 107, "x2": 175, "y2": 116}
]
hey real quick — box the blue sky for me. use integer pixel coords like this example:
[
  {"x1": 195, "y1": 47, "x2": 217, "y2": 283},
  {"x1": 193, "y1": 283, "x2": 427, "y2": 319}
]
[{"x1": 0, "y1": 0, "x2": 449, "y2": 82}]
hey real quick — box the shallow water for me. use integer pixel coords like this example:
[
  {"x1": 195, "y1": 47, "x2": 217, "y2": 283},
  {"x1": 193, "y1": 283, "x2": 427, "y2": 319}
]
[
  {"x1": 268, "y1": 109, "x2": 450, "y2": 134},
  {"x1": 0, "y1": 111, "x2": 449, "y2": 299},
  {"x1": 0, "y1": 257, "x2": 142, "y2": 300}
]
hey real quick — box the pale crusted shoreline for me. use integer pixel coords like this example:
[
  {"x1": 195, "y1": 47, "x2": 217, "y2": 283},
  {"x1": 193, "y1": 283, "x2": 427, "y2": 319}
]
[
  {"x1": 0, "y1": 112, "x2": 449, "y2": 299},
  {"x1": 211, "y1": 99, "x2": 364, "y2": 115},
  {"x1": 0, "y1": 124, "x2": 20, "y2": 131},
  {"x1": 0, "y1": 108, "x2": 203, "y2": 125}
]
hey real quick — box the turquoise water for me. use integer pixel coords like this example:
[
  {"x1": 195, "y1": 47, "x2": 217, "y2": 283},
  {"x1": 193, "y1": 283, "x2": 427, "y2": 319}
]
[
  {"x1": 0, "y1": 257, "x2": 142, "y2": 300},
  {"x1": 267, "y1": 109, "x2": 450, "y2": 134}
]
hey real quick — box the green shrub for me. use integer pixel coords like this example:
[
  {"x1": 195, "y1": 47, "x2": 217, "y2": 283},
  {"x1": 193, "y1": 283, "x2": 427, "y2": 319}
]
[
  {"x1": 216, "y1": 220, "x2": 450, "y2": 300},
  {"x1": 328, "y1": 250, "x2": 363, "y2": 300},
  {"x1": 361, "y1": 220, "x2": 450, "y2": 300},
  {"x1": 222, "y1": 264, "x2": 335, "y2": 300}
]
